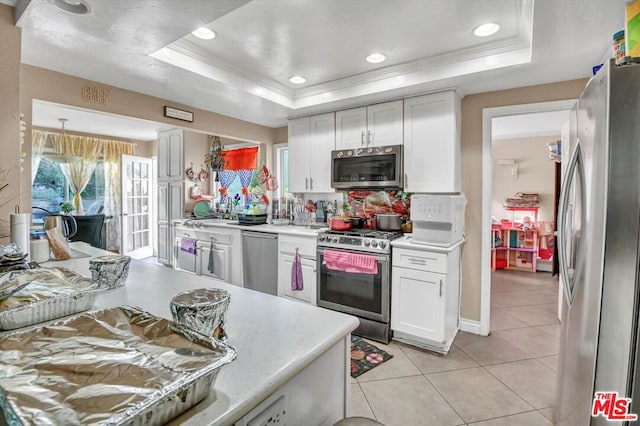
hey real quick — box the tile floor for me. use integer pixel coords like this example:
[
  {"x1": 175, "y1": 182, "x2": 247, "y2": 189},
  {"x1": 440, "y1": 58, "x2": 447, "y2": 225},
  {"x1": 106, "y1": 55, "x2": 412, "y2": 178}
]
[{"x1": 348, "y1": 270, "x2": 560, "y2": 425}]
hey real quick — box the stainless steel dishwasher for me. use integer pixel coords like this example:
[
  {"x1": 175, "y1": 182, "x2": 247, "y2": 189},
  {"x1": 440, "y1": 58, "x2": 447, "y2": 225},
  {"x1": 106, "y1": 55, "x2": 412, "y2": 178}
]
[{"x1": 242, "y1": 231, "x2": 278, "y2": 295}]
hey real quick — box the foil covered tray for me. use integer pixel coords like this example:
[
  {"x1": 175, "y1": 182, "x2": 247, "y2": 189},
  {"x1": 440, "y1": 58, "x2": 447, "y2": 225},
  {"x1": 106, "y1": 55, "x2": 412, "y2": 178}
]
[
  {"x1": 0, "y1": 267, "x2": 110, "y2": 330},
  {"x1": 0, "y1": 305, "x2": 237, "y2": 425}
]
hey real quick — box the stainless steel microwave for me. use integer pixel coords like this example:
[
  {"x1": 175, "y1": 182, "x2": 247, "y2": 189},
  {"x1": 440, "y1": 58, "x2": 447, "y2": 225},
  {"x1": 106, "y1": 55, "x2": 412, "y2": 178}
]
[{"x1": 331, "y1": 145, "x2": 403, "y2": 190}]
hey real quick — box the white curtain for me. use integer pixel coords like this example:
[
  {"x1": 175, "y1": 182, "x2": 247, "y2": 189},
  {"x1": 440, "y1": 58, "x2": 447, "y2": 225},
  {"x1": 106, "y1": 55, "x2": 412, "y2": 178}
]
[
  {"x1": 31, "y1": 130, "x2": 47, "y2": 185},
  {"x1": 103, "y1": 140, "x2": 135, "y2": 251},
  {"x1": 50, "y1": 134, "x2": 102, "y2": 215}
]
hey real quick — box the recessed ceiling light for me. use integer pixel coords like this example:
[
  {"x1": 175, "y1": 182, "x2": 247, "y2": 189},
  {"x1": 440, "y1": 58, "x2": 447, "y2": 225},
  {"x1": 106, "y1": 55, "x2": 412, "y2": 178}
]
[
  {"x1": 48, "y1": 0, "x2": 90, "y2": 14},
  {"x1": 473, "y1": 22, "x2": 500, "y2": 37},
  {"x1": 192, "y1": 27, "x2": 216, "y2": 40},
  {"x1": 289, "y1": 76, "x2": 306, "y2": 84},
  {"x1": 366, "y1": 53, "x2": 386, "y2": 64}
]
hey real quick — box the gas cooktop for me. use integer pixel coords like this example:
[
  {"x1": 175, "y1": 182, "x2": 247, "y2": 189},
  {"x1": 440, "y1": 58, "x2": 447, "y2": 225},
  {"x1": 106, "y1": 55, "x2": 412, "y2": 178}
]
[{"x1": 317, "y1": 229, "x2": 402, "y2": 254}]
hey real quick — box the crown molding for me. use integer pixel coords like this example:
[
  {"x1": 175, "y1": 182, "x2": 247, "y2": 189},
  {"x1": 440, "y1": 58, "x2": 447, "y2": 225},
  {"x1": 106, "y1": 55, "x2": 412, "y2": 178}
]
[{"x1": 152, "y1": 0, "x2": 534, "y2": 110}]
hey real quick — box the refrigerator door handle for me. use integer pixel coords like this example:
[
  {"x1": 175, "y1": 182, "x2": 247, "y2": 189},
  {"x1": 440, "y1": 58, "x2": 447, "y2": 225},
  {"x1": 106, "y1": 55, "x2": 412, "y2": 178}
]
[{"x1": 557, "y1": 139, "x2": 582, "y2": 306}]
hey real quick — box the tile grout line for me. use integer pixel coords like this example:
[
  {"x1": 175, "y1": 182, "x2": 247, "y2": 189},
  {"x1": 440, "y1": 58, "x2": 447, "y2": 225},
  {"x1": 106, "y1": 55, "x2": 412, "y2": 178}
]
[
  {"x1": 477, "y1": 363, "x2": 540, "y2": 416},
  {"x1": 354, "y1": 381, "x2": 380, "y2": 422},
  {"x1": 464, "y1": 409, "x2": 543, "y2": 425},
  {"x1": 421, "y1": 371, "x2": 469, "y2": 424}
]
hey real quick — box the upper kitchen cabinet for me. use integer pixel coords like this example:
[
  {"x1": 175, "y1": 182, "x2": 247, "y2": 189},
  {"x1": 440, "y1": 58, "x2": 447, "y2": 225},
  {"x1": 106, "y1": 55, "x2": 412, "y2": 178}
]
[
  {"x1": 288, "y1": 113, "x2": 335, "y2": 193},
  {"x1": 157, "y1": 128, "x2": 184, "y2": 181},
  {"x1": 335, "y1": 100, "x2": 403, "y2": 150},
  {"x1": 403, "y1": 91, "x2": 461, "y2": 193}
]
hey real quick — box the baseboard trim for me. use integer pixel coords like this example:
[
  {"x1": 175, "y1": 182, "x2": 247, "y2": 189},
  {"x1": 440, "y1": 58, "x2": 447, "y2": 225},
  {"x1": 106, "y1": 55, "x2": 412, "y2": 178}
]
[{"x1": 460, "y1": 318, "x2": 482, "y2": 335}]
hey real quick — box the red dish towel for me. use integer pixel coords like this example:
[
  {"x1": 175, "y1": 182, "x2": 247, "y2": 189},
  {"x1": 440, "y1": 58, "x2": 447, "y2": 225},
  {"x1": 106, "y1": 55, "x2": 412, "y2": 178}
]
[{"x1": 323, "y1": 249, "x2": 378, "y2": 275}]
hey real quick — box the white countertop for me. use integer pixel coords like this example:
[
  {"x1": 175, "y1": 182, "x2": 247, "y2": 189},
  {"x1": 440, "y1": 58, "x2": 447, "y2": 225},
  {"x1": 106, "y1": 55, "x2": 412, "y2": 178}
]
[
  {"x1": 391, "y1": 235, "x2": 466, "y2": 252},
  {"x1": 173, "y1": 218, "x2": 327, "y2": 238},
  {"x1": 44, "y1": 243, "x2": 359, "y2": 425}
]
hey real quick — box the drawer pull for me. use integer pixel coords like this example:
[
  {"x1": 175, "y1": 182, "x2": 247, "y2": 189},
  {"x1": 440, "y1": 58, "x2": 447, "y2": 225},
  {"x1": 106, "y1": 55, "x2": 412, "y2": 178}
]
[{"x1": 408, "y1": 258, "x2": 427, "y2": 264}]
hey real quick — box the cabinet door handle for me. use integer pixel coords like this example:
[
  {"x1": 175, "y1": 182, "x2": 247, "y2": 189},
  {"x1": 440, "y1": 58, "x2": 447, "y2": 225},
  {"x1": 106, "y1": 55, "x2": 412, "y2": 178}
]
[
  {"x1": 309, "y1": 177, "x2": 313, "y2": 190},
  {"x1": 367, "y1": 130, "x2": 372, "y2": 146},
  {"x1": 361, "y1": 130, "x2": 365, "y2": 146},
  {"x1": 439, "y1": 279, "x2": 443, "y2": 297},
  {"x1": 305, "y1": 177, "x2": 309, "y2": 190},
  {"x1": 404, "y1": 173, "x2": 408, "y2": 188}
]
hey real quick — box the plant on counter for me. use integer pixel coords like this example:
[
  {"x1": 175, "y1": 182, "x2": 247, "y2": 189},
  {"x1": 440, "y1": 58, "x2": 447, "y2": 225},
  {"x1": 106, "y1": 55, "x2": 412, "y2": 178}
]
[{"x1": 59, "y1": 201, "x2": 75, "y2": 214}]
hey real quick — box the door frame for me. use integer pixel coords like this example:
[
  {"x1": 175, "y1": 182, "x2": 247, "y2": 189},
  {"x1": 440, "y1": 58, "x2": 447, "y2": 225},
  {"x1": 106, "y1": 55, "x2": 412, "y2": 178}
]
[{"x1": 480, "y1": 99, "x2": 576, "y2": 336}]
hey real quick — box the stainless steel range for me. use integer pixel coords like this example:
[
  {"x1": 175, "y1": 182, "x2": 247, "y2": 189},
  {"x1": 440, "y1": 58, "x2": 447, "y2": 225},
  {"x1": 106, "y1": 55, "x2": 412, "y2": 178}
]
[{"x1": 316, "y1": 229, "x2": 402, "y2": 343}]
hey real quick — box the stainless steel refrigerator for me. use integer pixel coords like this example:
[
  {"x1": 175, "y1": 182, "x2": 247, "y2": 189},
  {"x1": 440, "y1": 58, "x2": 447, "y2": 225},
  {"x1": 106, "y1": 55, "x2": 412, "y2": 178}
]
[{"x1": 556, "y1": 58, "x2": 640, "y2": 425}]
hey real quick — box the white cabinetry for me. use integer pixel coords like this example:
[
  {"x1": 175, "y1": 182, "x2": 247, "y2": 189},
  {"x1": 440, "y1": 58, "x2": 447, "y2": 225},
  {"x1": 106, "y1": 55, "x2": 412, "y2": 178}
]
[
  {"x1": 288, "y1": 113, "x2": 335, "y2": 193},
  {"x1": 172, "y1": 225, "x2": 243, "y2": 286},
  {"x1": 157, "y1": 181, "x2": 183, "y2": 265},
  {"x1": 157, "y1": 128, "x2": 184, "y2": 181},
  {"x1": 277, "y1": 234, "x2": 317, "y2": 305},
  {"x1": 199, "y1": 241, "x2": 230, "y2": 282},
  {"x1": 403, "y1": 91, "x2": 461, "y2": 193},
  {"x1": 335, "y1": 100, "x2": 403, "y2": 150},
  {"x1": 391, "y1": 245, "x2": 461, "y2": 354},
  {"x1": 157, "y1": 128, "x2": 185, "y2": 265},
  {"x1": 235, "y1": 337, "x2": 348, "y2": 426},
  {"x1": 157, "y1": 222, "x2": 170, "y2": 264}
]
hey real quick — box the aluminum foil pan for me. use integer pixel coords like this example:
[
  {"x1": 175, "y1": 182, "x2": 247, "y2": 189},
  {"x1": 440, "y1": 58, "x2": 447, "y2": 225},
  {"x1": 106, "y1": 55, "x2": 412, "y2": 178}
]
[
  {"x1": 170, "y1": 288, "x2": 230, "y2": 340},
  {"x1": 0, "y1": 267, "x2": 109, "y2": 330},
  {"x1": 89, "y1": 254, "x2": 132, "y2": 289},
  {"x1": 0, "y1": 305, "x2": 237, "y2": 425}
]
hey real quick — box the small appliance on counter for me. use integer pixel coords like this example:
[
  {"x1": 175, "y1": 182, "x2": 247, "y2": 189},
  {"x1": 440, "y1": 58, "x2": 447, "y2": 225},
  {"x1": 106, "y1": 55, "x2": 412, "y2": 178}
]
[{"x1": 411, "y1": 194, "x2": 465, "y2": 246}]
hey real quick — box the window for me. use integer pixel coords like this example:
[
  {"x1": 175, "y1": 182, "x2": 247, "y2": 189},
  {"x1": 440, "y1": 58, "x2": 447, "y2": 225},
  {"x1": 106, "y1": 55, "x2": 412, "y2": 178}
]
[
  {"x1": 274, "y1": 143, "x2": 290, "y2": 200},
  {"x1": 32, "y1": 157, "x2": 105, "y2": 215},
  {"x1": 211, "y1": 144, "x2": 266, "y2": 210}
]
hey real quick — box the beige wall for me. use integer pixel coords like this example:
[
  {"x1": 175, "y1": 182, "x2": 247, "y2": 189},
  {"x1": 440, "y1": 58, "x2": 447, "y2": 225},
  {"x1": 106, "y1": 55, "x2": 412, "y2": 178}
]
[
  {"x1": 460, "y1": 79, "x2": 587, "y2": 322},
  {"x1": 183, "y1": 130, "x2": 211, "y2": 213},
  {"x1": 0, "y1": 4, "x2": 21, "y2": 242},
  {"x1": 491, "y1": 135, "x2": 559, "y2": 222},
  {"x1": 20, "y1": 64, "x2": 280, "y2": 212},
  {"x1": 274, "y1": 126, "x2": 288, "y2": 143}
]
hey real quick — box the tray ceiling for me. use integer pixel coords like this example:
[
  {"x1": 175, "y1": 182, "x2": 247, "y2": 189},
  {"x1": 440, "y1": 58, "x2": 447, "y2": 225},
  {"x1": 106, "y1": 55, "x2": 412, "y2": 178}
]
[{"x1": 10, "y1": 0, "x2": 630, "y2": 127}]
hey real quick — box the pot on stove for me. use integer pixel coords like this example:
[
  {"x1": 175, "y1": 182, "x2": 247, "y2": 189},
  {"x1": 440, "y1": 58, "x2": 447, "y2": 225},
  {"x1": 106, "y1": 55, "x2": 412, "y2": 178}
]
[
  {"x1": 375, "y1": 213, "x2": 402, "y2": 231},
  {"x1": 328, "y1": 217, "x2": 353, "y2": 231}
]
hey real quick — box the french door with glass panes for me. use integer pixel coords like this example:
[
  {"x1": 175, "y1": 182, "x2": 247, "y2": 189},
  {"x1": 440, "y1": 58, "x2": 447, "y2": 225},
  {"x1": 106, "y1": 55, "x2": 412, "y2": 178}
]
[{"x1": 121, "y1": 155, "x2": 153, "y2": 258}]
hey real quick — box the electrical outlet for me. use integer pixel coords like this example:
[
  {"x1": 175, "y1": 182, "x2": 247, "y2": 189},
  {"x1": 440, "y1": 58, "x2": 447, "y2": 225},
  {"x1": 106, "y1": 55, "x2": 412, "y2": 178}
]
[{"x1": 247, "y1": 395, "x2": 286, "y2": 426}]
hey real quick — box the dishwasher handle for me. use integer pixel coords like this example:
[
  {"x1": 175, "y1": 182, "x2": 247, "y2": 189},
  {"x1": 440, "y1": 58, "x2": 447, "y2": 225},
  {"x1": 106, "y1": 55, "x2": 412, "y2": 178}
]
[{"x1": 242, "y1": 231, "x2": 278, "y2": 239}]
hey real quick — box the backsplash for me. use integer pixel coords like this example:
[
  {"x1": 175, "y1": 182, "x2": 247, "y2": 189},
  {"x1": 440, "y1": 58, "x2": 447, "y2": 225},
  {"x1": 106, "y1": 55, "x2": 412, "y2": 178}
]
[
  {"x1": 296, "y1": 190, "x2": 411, "y2": 220},
  {"x1": 344, "y1": 190, "x2": 411, "y2": 219}
]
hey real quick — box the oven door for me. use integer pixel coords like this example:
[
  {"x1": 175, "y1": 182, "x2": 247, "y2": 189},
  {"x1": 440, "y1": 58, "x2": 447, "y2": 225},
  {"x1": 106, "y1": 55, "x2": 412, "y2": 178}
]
[{"x1": 316, "y1": 248, "x2": 390, "y2": 322}]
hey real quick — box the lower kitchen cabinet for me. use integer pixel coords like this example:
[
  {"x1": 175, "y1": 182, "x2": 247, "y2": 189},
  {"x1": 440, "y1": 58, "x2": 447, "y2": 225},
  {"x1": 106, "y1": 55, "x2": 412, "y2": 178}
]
[
  {"x1": 157, "y1": 222, "x2": 170, "y2": 265},
  {"x1": 173, "y1": 224, "x2": 243, "y2": 286},
  {"x1": 277, "y1": 234, "x2": 317, "y2": 305},
  {"x1": 198, "y1": 241, "x2": 230, "y2": 282},
  {"x1": 391, "y1": 245, "x2": 461, "y2": 354}
]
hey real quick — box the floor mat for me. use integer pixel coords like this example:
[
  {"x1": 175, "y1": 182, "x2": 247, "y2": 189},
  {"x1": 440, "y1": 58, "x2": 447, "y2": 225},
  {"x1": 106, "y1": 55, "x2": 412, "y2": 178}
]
[{"x1": 350, "y1": 335, "x2": 393, "y2": 378}]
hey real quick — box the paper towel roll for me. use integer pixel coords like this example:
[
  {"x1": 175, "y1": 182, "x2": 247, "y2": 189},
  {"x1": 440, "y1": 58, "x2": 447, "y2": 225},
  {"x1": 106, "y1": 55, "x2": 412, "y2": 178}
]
[{"x1": 10, "y1": 213, "x2": 31, "y2": 260}]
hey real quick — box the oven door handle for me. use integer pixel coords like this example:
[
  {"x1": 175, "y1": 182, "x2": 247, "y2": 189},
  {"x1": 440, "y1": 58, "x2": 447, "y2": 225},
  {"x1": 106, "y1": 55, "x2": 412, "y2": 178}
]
[{"x1": 318, "y1": 250, "x2": 389, "y2": 263}]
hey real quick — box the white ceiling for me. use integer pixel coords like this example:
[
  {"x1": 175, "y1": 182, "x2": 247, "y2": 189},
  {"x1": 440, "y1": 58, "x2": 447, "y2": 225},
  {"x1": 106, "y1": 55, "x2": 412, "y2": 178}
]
[
  {"x1": 32, "y1": 100, "x2": 170, "y2": 140},
  {"x1": 492, "y1": 110, "x2": 571, "y2": 140},
  {"x1": 3, "y1": 0, "x2": 629, "y2": 131}
]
